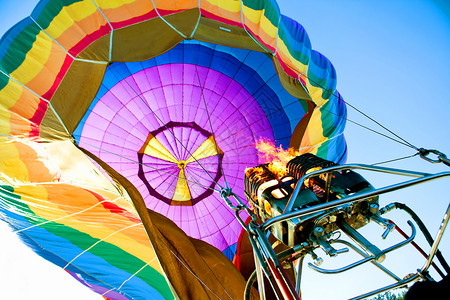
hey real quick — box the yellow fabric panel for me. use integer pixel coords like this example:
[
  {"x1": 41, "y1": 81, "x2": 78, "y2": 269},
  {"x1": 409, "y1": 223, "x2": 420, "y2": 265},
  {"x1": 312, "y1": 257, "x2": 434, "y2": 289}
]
[
  {"x1": 201, "y1": 0, "x2": 241, "y2": 20},
  {"x1": 186, "y1": 135, "x2": 222, "y2": 163},
  {"x1": 0, "y1": 141, "x2": 59, "y2": 183},
  {"x1": 96, "y1": 0, "x2": 153, "y2": 24},
  {"x1": 242, "y1": 5, "x2": 277, "y2": 51},
  {"x1": 46, "y1": 2, "x2": 107, "y2": 53},
  {"x1": 94, "y1": 0, "x2": 136, "y2": 10},
  {"x1": 15, "y1": 183, "x2": 163, "y2": 272},
  {"x1": 0, "y1": 76, "x2": 39, "y2": 137},
  {"x1": 242, "y1": 5, "x2": 263, "y2": 25},
  {"x1": 140, "y1": 133, "x2": 177, "y2": 163},
  {"x1": 258, "y1": 10, "x2": 278, "y2": 45},
  {"x1": 10, "y1": 31, "x2": 53, "y2": 85},
  {"x1": 0, "y1": 111, "x2": 12, "y2": 137},
  {"x1": 0, "y1": 76, "x2": 23, "y2": 111},
  {"x1": 0, "y1": 76, "x2": 42, "y2": 121},
  {"x1": 0, "y1": 142, "x2": 29, "y2": 182},
  {"x1": 10, "y1": 31, "x2": 67, "y2": 96},
  {"x1": 45, "y1": 1, "x2": 99, "y2": 39},
  {"x1": 173, "y1": 169, "x2": 191, "y2": 201},
  {"x1": 272, "y1": 59, "x2": 310, "y2": 100},
  {"x1": 301, "y1": 107, "x2": 325, "y2": 153},
  {"x1": 304, "y1": 77, "x2": 327, "y2": 107}
]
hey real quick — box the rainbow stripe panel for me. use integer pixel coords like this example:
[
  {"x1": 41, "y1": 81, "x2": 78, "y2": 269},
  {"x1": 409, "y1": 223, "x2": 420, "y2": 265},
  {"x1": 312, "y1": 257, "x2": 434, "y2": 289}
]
[
  {"x1": 0, "y1": 0, "x2": 347, "y2": 299},
  {"x1": 0, "y1": 183, "x2": 173, "y2": 299}
]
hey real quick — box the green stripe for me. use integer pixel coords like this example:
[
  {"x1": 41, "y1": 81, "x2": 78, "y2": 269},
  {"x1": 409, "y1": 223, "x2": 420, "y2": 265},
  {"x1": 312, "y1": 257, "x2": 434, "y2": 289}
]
[
  {"x1": 320, "y1": 100, "x2": 337, "y2": 138},
  {"x1": 278, "y1": 24, "x2": 310, "y2": 65},
  {"x1": 0, "y1": 0, "x2": 82, "y2": 91},
  {"x1": 0, "y1": 23, "x2": 40, "y2": 82},
  {"x1": 316, "y1": 101, "x2": 339, "y2": 159},
  {"x1": 34, "y1": 0, "x2": 84, "y2": 31},
  {"x1": 299, "y1": 99, "x2": 309, "y2": 113},
  {"x1": 40, "y1": 216, "x2": 174, "y2": 299},
  {"x1": 243, "y1": 0, "x2": 279, "y2": 27},
  {"x1": 316, "y1": 139, "x2": 329, "y2": 160}
]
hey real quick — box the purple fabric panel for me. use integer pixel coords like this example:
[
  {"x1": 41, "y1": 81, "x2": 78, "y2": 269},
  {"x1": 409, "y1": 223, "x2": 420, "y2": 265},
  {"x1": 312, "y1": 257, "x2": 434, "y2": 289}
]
[{"x1": 79, "y1": 63, "x2": 275, "y2": 252}]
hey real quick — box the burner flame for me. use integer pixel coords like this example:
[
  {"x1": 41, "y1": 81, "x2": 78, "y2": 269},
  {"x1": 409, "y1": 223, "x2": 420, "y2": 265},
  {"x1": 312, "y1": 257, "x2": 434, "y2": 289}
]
[{"x1": 253, "y1": 139, "x2": 297, "y2": 178}]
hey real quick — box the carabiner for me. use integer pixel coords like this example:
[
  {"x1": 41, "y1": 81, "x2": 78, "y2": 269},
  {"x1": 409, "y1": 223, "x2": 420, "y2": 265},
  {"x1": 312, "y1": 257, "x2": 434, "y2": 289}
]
[{"x1": 418, "y1": 148, "x2": 449, "y2": 165}]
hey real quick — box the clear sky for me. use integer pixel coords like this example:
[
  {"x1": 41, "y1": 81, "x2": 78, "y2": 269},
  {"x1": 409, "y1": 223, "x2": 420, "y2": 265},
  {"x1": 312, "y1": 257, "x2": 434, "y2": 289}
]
[
  {"x1": 275, "y1": 1, "x2": 450, "y2": 299},
  {"x1": 0, "y1": 1, "x2": 449, "y2": 299}
]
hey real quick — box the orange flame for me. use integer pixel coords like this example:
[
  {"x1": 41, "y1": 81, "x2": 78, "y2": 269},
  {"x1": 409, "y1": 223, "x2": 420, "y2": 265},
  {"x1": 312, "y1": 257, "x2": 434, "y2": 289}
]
[{"x1": 254, "y1": 139, "x2": 298, "y2": 178}]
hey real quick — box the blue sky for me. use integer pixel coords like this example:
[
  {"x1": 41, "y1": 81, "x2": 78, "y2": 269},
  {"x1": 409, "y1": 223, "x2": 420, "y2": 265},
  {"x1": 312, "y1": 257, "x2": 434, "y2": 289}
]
[
  {"x1": 0, "y1": 1, "x2": 449, "y2": 299},
  {"x1": 276, "y1": 1, "x2": 450, "y2": 299}
]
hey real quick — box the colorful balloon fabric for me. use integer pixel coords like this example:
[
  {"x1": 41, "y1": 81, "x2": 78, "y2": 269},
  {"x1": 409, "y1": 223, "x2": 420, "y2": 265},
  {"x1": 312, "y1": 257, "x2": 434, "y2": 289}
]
[{"x1": 0, "y1": 0, "x2": 347, "y2": 299}]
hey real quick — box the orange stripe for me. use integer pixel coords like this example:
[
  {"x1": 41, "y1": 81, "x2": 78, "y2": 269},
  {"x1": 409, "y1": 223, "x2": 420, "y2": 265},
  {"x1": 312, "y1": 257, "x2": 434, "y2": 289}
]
[
  {"x1": 53, "y1": 10, "x2": 108, "y2": 54},
  {"x1": 5, "y1": 112, "x2": 33, "y2": 136},
  {"x1": 17, "y1": 184, "x2": 162, "y2": 271},
  {"x1": 201, "y1": 1, "x2": 242, "y2": 24},
  {"x1": 101, "y1": 0, "x2": 155, "y2": 24},
  {"x1": 9, "y1": 87, "x2": 41, "y2": 120},
  {"x1": 15, "y1": 141, "x2": 61, "y2": 183},
  {"x1": 153, "y1": 0, "x2": 197, "y2": 11},
  {"x1": 44, "y1": 184, "x2": 152, "y2": 248},
  {"x1": 25, "y1": 43, "x2": 68, "y2": 96},
  {"x1": 242, "y1": 17, "x2": 276, "y2": 51}
]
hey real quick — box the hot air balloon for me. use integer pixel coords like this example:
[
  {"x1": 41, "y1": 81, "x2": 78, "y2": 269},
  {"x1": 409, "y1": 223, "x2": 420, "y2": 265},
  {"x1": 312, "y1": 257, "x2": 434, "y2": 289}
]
[{"x1": 0, "y1": 0, "x2": 347, "y2": 299}]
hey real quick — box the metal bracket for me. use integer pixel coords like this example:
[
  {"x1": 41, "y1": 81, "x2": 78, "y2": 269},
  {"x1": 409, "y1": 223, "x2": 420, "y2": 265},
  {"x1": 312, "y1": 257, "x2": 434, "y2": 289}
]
[{"x1": 307, "y1": 221, "x2": 416, "y2": 274}]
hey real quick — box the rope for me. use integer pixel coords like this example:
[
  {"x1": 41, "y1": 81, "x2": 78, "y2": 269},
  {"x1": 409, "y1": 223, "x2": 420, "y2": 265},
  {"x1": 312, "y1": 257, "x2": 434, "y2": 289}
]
[
  {"x1": 338, "y1": 95, "x2": 419, "y2": 151},
  {"x1": 188, "y1": 42, "x2": 230, "y2": 188},
  {"x1": 278, "y1": 45, "x2": 421, "y2": 153},
  {"x1": 371, "y1": 154, "x2": 419, "y2": 166}
]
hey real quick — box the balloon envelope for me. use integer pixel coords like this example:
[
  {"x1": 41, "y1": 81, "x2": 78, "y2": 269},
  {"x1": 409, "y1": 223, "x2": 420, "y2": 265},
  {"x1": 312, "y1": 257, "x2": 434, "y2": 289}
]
[{"x1": 0, "y1": 0, "x2": 347, "y2": 299}]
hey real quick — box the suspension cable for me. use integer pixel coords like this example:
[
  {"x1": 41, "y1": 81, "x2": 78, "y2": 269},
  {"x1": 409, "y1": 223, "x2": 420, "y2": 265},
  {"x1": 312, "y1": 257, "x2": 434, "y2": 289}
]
[
  {"x1": 371, "y1": 154, "x2": 419, "y2": 166},
  {"x1": 79, "y1": 139, "x2": 221, "y2": 194},
  {"x1": 276, "y1": 48, "x2": 422, "y2": 153}
]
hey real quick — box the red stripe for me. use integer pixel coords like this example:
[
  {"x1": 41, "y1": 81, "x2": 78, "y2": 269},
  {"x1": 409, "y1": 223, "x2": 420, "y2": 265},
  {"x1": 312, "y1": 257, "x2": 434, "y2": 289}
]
[
  {"x1": 201, "y1": 10, "x2": 243, "y2": 29},
  {"x1": 110, "y1": 10, "x2": 159, "y2": 30},
  {"x1": 87, "y1": 189, "x2": 142, "y2": 224},
  {"x1": 42, "y1": 55, "x2": 74, "y2": 100},
  {"x1": 69, "y1": 25, "x2": 111, "y2": 57}
]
